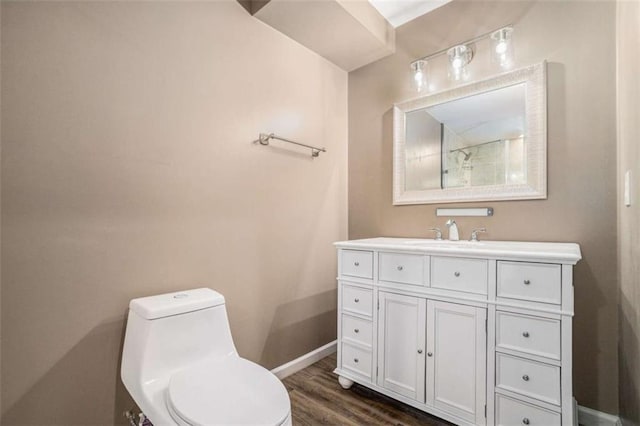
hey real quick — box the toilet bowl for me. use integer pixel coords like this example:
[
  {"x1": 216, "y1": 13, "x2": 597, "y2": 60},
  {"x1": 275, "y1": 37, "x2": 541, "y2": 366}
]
[
  {"x1": 167, "y1": 356, "x2": 291, "y2": 426},
  {"x1": 121, "y1": 288, "x2": 292, "y2": 426}
]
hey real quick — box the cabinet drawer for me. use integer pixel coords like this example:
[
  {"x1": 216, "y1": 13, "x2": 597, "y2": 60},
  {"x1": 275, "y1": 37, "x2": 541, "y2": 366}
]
[
  {"x1": 342, "y1": 343, "x2": 372, "y2": 380},
  {"x1": 341, "y1": 284, "x2": 373, "y2": 317},
  {"x1": 496, "y1": 394, "x2": 561, "y2": 426},
  {"x1": 342, "y1": 314, "x2": 373, "y2": 348},
  {"x1": 379, "y1": 252, "x2": 426, "y2": 286},
  {"x1": 497, "y1": 262, "x2": 561, "y2": 305},
  {"x1": 341, "y1": 250, "x2": 374, "y2": 280},
  {"x1": 497, "y1": 311, "x2": 561, "y2": 360},
  {"x1": 431, "y1": 257, "x2": 488, "y2": 295},
  {"x1": 496, "y1": 353, "x2": 561, "y2": 406}
]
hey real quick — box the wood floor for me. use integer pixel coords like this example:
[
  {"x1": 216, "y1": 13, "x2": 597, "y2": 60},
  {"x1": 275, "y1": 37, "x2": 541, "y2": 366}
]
[{"x1": 282, "y1": 353, "x2": 452, "y2": 426}]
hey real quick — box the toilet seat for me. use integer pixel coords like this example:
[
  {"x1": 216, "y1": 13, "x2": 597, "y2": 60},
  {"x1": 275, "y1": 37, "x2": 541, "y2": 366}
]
[{"x1": 166, "y1": 356, "x2": 291, "y2": 426}]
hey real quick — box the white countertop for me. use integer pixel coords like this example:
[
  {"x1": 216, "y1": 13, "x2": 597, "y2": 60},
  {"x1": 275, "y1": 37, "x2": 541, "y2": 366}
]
[{"x1": 335, "y1": 237, "x2": 582, "y2": 265}]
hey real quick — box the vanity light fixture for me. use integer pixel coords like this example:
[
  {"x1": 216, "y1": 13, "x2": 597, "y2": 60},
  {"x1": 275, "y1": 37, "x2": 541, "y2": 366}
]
[
  {"x1": 410, "y1": 60, "x2": 428, "y2": 93},
  {"x1": 409, "y1": 25, "x2": 514, "y2": 89},
  {"x1": 491, "y1": 26, "x2": 514, "y2": 69},
  {"x1": 447, "y1": 44, "x2": 473, "y2": 81}
]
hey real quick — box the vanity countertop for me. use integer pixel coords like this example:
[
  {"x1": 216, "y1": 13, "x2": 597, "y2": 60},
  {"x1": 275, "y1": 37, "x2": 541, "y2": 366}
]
[{"x1": 335, "y1": 237, "x2": 582, "y2": 265}]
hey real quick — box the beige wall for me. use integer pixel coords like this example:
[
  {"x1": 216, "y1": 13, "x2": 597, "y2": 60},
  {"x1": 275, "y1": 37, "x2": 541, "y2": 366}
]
[
  {"x1": 349, "y1": 0, "x2": 618, "y2": 414},
  {"x1": 0, "y1": 1, "x2": 3, "y2": 418},
  {"x1": 617, "y1": 0, "x2": 640, "y2": 424},
  {"x1": 0, "y1": 2, "x2": 347, "y2": 424}
]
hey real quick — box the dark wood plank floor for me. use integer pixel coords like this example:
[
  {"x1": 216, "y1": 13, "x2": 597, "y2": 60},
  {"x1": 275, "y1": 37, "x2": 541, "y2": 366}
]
[{"x1": 282, "y1": 353, "x2": 453, "y2": 426}]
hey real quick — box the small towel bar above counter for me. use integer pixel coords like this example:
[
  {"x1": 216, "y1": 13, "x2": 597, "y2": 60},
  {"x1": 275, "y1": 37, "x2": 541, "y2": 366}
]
[{"x1": 255, "y1": 133, "x2": 326, "y2": 158}]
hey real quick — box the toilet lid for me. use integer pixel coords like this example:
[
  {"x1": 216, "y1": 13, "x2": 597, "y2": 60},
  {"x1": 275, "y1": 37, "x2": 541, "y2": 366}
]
[{"x1": 167, "y1": 356, "x2": 291, "y2": 426}]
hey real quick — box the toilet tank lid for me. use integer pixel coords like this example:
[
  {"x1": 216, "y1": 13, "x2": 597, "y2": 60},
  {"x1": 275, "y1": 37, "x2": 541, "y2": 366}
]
[{"x1": 129, "y1": 288, "x2": 225, "y2": 320}]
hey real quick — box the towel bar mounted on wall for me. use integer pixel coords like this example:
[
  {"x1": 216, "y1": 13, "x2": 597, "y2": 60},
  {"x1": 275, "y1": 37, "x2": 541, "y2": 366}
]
[{"x1": 255, "y1": 133, "x2": 326, "y2": 158}]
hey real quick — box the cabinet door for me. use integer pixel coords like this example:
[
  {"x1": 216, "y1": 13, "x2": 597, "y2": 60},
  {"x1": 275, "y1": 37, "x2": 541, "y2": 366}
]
[
  {"x1": 426, "y1": 300, "x2": 487, "y2": 425},
  {"x1": 377, "y1": 291, "x2": 427, "y2": 402}
]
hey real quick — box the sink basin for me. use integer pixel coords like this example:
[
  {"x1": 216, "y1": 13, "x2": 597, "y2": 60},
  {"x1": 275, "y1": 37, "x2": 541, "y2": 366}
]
[{"x1": 402, "y1": 239, "x2": 486, "y2": 248}]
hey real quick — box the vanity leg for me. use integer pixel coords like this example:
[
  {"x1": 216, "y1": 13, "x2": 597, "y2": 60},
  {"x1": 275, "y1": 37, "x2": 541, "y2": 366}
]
[{"x1": 338, "y1": 376, "x2": 354, "y2": 389}]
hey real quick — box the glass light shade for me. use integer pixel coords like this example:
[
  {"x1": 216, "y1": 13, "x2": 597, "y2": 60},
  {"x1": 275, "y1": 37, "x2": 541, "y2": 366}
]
[
  {"x1": 447, "y1": 45, "x2": 473, "y2": 81},
  {"x1": 410, "y1": 60, "x2": 428, "y2": 93},
  {"x1": 491, "y1": 27, "x2": 515, "y2": 69}
]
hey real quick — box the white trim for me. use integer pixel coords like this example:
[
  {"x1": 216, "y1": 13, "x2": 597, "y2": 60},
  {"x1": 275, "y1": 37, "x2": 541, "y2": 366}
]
[
  {"x1": 271, "y1": 340, "x2": 337, "y2": 380},
  {"x1": 578, "y1": 404, "x2": 622, "y2": 426}
]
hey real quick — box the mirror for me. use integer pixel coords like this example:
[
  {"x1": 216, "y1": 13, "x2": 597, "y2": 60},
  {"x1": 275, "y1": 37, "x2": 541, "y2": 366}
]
[{"x1": 393, "y1": 62, "x2": 546, "y2": 205}]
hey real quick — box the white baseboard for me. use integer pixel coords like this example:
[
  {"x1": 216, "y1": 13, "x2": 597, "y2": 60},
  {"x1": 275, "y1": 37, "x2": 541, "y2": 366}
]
[
  {"x1": 271, "y1": 340, "x2": 337, "y2": 380},
  {"x1": 578, "y1": 405, "x2": 622, "y2": 426}
]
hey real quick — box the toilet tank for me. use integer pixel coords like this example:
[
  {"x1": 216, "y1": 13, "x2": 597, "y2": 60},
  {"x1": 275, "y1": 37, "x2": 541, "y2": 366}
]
[{"x1": 121, "y1": 288, "x2": 238, "y2": 387}]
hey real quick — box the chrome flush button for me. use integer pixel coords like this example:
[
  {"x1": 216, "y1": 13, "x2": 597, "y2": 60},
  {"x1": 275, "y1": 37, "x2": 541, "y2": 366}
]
[{"x1": 173, "y1": 293, "x2": 189, "y2": 299}]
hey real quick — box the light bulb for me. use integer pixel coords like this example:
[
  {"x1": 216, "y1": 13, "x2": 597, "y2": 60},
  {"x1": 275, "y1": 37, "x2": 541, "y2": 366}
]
[
  {"x1": 447, "y1": 45, "x2": 472, "y2": 82},
  {"x1": 410, "y1": 60, "x2": 428, "y2": 93},
  {"x1": 491, "y1": 27, "x2": 514, "y2": 69}
]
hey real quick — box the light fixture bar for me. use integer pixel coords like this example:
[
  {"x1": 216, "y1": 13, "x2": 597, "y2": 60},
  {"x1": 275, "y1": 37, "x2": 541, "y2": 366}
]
[{"x1": 412, "y1": 24, "x2": 513, "y2": 63}]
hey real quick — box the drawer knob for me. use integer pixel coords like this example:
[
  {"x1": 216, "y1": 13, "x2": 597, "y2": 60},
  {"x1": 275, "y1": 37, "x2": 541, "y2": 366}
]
[
  {"x1": 354, "y1": 328, "x2": 360, "y2": 333},
  {"x1": 397, "y1": 265, "x2": 404, "y2": 271},
  {"x1": 354, "y1": 262, "x2": 360, "y2": 267},
  {"x1": 454, "y1": 272, "x2": 460, "y2": 277},
  {"x1": 354, "y1": 358, "x2": 359, "y2": 363},
  {"x1": 354, "y1": 298, "x2": 360, "y2": 303},
  {"x1": 427, "y1": 352, "x2": 433, "y2": 357},
  {"x1": 523, "y1": 331, "x2": 530, "y2": 338},
  {"x1": 522, "y1": 418, "x2": 530, "y2": 425},
  {"x1": 524, "y1": 279, "x2": 531, "y2": 285},
  {"x1": 417, "y1": 349, "x2": 423, "y2": 354},
  {"x1": 522, "y1": 374, "x2": 530, "y2": 381}
]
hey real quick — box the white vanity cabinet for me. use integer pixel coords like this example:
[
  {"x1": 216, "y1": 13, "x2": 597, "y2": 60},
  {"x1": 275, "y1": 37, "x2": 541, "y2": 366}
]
[
  {"x1": 335, "y1": 238, "x2": 581, "y2": 426},
  {"x1": 377, "y1": 291, "x2": 427, "y2": 402},
  {"x1": 427, "y1": 300, "x2": 487, "y2": 424}
]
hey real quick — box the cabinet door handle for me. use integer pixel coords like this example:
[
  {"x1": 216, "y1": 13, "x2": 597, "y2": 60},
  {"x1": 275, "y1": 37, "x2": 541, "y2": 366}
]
[
  {"x1": 354, "y1": 262, "x2": 360, "y2": 267},
  {"x1": 524, "y1": 279, "x2": 531, "y2": 285},
  {"x1": 522, "y1": 418, "x2": 530, "y2": 425},
  {"x1": 454, "y1": 272, "x2": 460, "y2": 277},
  {"x1": 522, "y1": 374, "x2": 530, "y2": 381},
  {"x1": 427, "y1": 352, "x2": 433, "y2": 357},
  {"x1": 417, "y1": 349, "x2": 423, "y2": 354},
  {"x1": 354, "y1": 328, "x2": 360, "y2": 333},
  {"x1": 354, "y1": 298, "x2": 360, "y2": 303},
  {"x1": 523, "y1": 331, "x2": 530, "y2": 338},
  {"x1": 354, "y1": 358, "x2": 359, "y2": 363},
  {"x1": 397, "y1": 265, "x2": 404, "y2": 271}
]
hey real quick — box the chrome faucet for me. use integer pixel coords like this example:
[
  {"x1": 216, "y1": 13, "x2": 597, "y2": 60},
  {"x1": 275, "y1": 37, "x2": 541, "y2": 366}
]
[
  {"x1": 445, "y1": 219, "x2": 459, "y2": 241},
  {"x1": 470, "y1": 227, "x2": 487, "y2": 242},
  {"x1": 427, "y1": 227, "x2": 442, "y2": 240}
]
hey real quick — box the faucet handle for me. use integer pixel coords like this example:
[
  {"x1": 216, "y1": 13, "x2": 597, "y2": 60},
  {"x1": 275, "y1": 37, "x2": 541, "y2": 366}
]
[
  {"x1": 469, "y1": 227, "x2": 487, "y2": 242},
  {"x1": 427, "y1": 227, "x2": 442, "y2": 240}
]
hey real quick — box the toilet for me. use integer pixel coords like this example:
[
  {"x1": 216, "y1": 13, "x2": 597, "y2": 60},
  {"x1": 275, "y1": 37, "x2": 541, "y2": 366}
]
[{"x1": 121, "y1": 288, "x2": 292, "y2": 426}]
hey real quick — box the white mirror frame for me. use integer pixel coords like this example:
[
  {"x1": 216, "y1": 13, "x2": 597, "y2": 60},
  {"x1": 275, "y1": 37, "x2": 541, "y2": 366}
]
[{"x1": 393, "y1": 61, "x2": 547, "y2": 205}]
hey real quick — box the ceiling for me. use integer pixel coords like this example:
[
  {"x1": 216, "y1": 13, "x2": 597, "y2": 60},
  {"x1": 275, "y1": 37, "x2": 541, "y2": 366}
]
[{"x1": 368, "y1": 0, "x2": 452, "y2": 28}]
